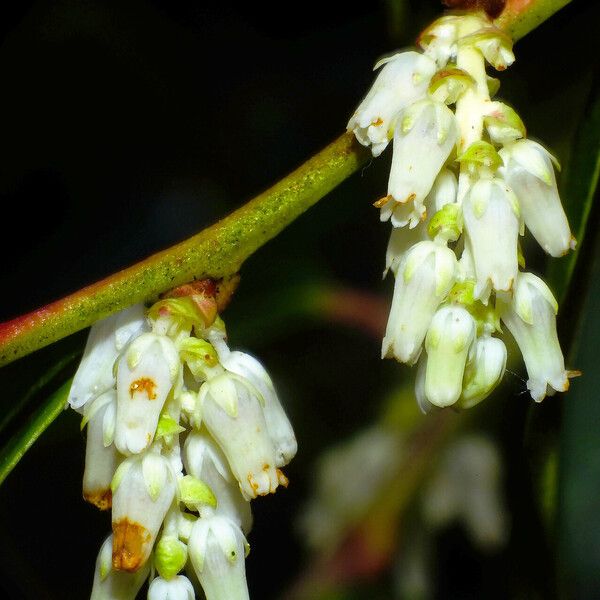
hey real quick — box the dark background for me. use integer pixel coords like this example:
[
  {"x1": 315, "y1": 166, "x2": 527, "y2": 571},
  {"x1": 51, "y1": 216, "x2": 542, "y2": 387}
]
[{"x1": 0, "y1": 1, "x2": 597, "y2": 598}]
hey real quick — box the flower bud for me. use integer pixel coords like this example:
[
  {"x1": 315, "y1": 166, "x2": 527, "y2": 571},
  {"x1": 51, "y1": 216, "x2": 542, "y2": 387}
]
[
  {"x1": 459, "y1": 335, "x2": 507, "y2": 408},
  {"x1": 498, "y1": 272, "x2": 569, "y2": 401},
  {"x1": 347, "y1": 51, "x2": 436, "y2": 157},
  {"x1": 69, "y1": 304, "x2": 146, "y2": 411},
  {"x1": 155, "y1": 536, "x2": 188, "y2": 581},
  {"x1": 198, "y1": 373, "x2": 284, "y2": 499},
  {"x1": 90, "y1": 535, "x2": 149, "y2": 600},
  {"x1": 183, "y1": 430, "x2": 253, "y2": 533},
  {"x1": 424, "y1": 305, "x2": 476, "y2": 407},
  {"x1": 115, "y1": 333, "x2": 180, "y2": 455},
  {"x1": 383, "y1": 241, "x2": 457, "y2": 365},
  {"x1": 111, "y1": 451, "x2": 176, "y2": 572},
  {"x1": 381, "y1": 100, "x2": 458, "y2": 227},
  {"x1": 188, "y1": 514, "x2": 250, "y2": 600},
  {"x1": 148, "y1": 576, "x2": 195, "y2": 600},
  {"x1": 462, "y1": 178, "x2": 520, "y2": 303},
  {"x1": 500, "y1": 139, "x2": 574, "y2": 257},
  {"x1": 82, "y1": 390, "x2": 121, "y2": 510}
]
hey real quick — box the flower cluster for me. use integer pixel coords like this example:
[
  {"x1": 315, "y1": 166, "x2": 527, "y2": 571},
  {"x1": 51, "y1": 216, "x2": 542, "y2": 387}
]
[
  {"x1": 348, "y1": 13, "x2": 576, "y2": 408},
  {"x1": 68, "y1": 283, "x2": 297, "y2": 600}
]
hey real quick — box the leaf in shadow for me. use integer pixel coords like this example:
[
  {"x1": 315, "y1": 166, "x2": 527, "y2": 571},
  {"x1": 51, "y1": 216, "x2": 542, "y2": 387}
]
[{"x1": 0, "y1": 377, "x2": 72, "y2": 486}]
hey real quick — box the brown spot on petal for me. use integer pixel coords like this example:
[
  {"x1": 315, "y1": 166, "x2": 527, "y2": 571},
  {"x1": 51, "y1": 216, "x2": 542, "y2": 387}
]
[
  {"x1": 403, "y1": 192, "x2": 417, "y2": 204},
  {"x1": 129, "y1": 377, "x2": 157, "y2": 400},
  {"x1": 372, "y1": 117, "x2": 383, "y2": 127},
  {"x1": 112, "y1": 519, "x2": 151, "y2": 572},
  {"x1": 567, "y1": 370, "x2": 582, "y2": 379},
  {"x1": 83, "y1": 488, "x2": 112, "y2": 511}
]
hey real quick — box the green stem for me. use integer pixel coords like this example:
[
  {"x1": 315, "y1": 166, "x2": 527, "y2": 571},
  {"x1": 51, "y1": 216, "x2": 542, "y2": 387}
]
[
  {"x1": 494, "y1": 0, "x2": 573, "y2": 42},
  {"x1": 0, "y1": 134, "x2": 368, "y2": 367},
  {"x1": 0, "y1": 0, "x2": 572, "y2": 368}
]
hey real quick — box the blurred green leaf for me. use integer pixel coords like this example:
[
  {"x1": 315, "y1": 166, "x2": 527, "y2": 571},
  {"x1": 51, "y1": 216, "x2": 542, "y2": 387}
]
[
  {"x1": 547, "y1": 79, "x2": 600, "y2": 304},
  {"x1": 0, "y1": 377, "x2": 72, "y2": 486},
  {"x1": 559, "y1": 246, "x2": 600, "y2": 596},
  {"x1": 0, "y1": 351, "x2": 78, "y2": 438},
  {"x1": 553, "y1": 79, "x2": 600, "y2": 595}
]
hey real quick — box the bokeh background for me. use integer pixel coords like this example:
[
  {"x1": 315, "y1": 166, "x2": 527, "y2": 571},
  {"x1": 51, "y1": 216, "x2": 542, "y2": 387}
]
[{"x1": 0, "y1": 1, "x2": 598, "y2": 598}]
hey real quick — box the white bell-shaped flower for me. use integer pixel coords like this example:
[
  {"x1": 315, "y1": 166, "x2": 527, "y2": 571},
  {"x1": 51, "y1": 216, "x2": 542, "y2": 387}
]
[
  {"x1": 347, "y1": 51, "x2": 436, "y2": 157},
  {"x1": 381, "y1": 99, "x2": 458, "y2": 228},
  {"x1": 198, "y1": 372, "x2": 284, "y2": 499},
  {"x1": 384, "y1": 222, "x2": 428, "y2": 278},
  {"x1": 111, "y1": 449, "x2": 176, "y2": 572},
  {"x1": 500, "y1": 139, "x2": 574, "y2": 257},
  {"x1": 220, "y1": 350, "x2": 297, "y2": 467},
  {"x1": 459, "y1": 335, "x2": 507, "y2": 408},
  {"x1": 384, "y1": 168, "x2": 457, "y2": 277},
  {"x1": 148, "y1": 576, "x2": 195, "y2": 600},
  {"x1": 69, "y1": 304, "x2": 147, "y2": 411},
  {"x1": 183, "y1": 430, "x2": 253, "y2": 533},
  {"x1": 115, "y1": 333, "x2": 180, "y2": 455},
  {"x1": 82, "y1": 390, "x2": 121, "y2": 510},
  {"x1": 498, "y1": 273, "x2": 569, "y2": 401},
  {"x1": 462, "y1": 178, "x2": 520, "y2": 303},
  {"x1": 90, "y1": 535, "x2": 150, "y2": 600},
  {"x1": 188, "y1": 513, "x2": 250, "y2": 600},
  {"x1": 424, "y1": 305, "x2": 476, "y2": 407},
  {"x1": 383, "y1": 241, "x2": 457, "y2": 365}
]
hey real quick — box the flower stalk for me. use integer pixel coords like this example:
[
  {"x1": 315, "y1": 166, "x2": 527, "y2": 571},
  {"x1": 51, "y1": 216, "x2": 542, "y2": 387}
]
[{"x1": 0, "y1": 0, "x2": 574, "y2": 370}]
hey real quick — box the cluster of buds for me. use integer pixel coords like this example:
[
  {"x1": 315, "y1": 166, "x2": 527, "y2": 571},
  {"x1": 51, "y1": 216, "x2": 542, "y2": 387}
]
[
  {"x1": 348, "y1": 12, "x2": 577, "y2": 408},
  {"x1": 68, "y1": 280, "x2": 297, "y2": 599}
]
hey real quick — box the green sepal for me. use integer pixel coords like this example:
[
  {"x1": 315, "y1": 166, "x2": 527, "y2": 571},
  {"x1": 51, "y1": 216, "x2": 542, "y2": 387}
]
[
  {"x1": 457, "y1": 141, "x2": 502, "y2": 172},
  {"x1": 148, "y1": 297, "x2": 205, "y2": 330},
  {"x1": 447, "y1": 280, "x2": 476, "y2": 306},
  {"x1": 428, "y1": 67, "x2": 475, "y2": 105},
  {"x1": 110, "y1": 460, "x2": 132, "y2": 494},
  {"x1": 155, "y1": 413, "x2": 185, "y2": 441},
  {"x1": 487, "y1": 76, "x2": 500, "y2": 97},
  {"x1": 428, "y1": 203, "x2": 463, "y2": 242},
  {"x1": 484, "y1": 102, "x2": 526, "y2": 143},
  {"x1": 180, "y1": 337, "x2": 219, "y2": 381},
  {"x1": 178, "y1": 474, "x2": 217, "y2": 509},
  {"x1": 447, "y1": 281, "x2": 501, "y2": 335}
]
